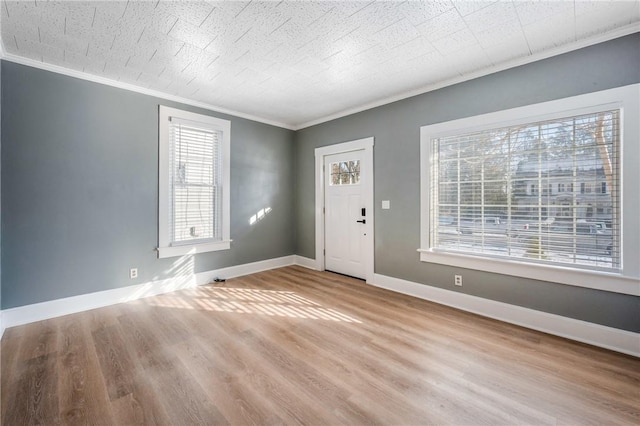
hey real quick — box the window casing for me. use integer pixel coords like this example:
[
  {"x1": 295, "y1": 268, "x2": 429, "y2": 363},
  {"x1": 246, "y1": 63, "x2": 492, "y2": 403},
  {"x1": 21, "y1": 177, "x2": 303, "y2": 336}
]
[
  {"x1": 419, "y1": 85, "x2": 639, "y2": 296},
  {"x1": 158, "y1": 106, "x2": 231, "y2": 258}
]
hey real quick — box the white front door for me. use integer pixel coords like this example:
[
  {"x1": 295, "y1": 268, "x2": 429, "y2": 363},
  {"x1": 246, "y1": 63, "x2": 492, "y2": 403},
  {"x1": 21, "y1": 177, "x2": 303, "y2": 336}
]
[{"x1": 324, "y1": 150, "x2": 367, "y2": 279}]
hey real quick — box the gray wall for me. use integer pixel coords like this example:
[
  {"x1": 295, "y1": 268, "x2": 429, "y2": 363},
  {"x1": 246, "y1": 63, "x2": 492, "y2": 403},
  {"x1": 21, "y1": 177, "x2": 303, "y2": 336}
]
[
  {"x1": 1, "y1": 61, "x2": 295, "y2": 309},
  {"x1": 0, "y1": 59, "x2": 2, "y2": 314},
  {"x1": 294, "y1": 33, "x2": 640, "y2": 332}
]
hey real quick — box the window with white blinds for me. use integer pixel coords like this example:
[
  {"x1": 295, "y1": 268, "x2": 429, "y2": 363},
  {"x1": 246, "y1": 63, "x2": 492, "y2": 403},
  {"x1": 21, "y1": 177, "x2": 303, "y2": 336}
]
[
  {"x1": 419, "y1": 85, "x2": 640, "y2": 295},
  {"x1": 169, "y1": 119, "x2": 221, "y2": 244},
  {"x1": 158, "y1": 106, "x2": 230, "y2": 258},
  {"x1": 430, "y1": 109, "x2": 620, "y2": 273}
]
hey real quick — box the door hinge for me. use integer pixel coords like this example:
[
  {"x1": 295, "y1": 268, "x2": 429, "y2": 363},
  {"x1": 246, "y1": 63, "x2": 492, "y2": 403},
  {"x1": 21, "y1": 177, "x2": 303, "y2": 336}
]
[
  {"x1": 323, "y1": 207, "x2": 325, "y2": 214},
  {"x1": 323, "y1": 249, "x2": 326, "y2": 255}
]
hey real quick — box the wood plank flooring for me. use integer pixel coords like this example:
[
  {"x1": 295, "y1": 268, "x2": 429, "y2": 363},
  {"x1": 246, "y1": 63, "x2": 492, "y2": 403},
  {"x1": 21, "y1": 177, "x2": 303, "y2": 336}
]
[{"x1": 2, "y1": 266, "x2": 639, "y2": 425}]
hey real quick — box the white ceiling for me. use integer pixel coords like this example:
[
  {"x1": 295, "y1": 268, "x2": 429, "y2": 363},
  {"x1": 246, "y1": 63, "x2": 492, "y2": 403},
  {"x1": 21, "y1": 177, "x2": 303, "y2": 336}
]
[{"x1": 1, "y1": 1, "x2": 639, "y2": 129}]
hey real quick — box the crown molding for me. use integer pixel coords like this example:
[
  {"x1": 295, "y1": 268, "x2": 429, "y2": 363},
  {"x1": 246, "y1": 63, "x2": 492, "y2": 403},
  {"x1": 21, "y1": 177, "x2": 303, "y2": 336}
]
[
  {"x1": 0, "y1": 51, "x2": 295, "y2": 130},
  {"x1": 293, "y1": 24, "x2": 640, "y2": 130}
]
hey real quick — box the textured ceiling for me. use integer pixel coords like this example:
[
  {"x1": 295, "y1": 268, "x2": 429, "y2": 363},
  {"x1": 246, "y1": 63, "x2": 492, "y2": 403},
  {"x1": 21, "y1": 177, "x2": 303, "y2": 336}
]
[{"x1": 1, "y1": 1, "x2": 639, "y2": 129}]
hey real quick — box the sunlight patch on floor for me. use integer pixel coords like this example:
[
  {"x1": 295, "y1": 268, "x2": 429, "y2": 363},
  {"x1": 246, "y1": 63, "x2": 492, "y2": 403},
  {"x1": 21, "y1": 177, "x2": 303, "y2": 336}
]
[{"x1": 142, "y1": 286, "x2": 361, "y2": 323}]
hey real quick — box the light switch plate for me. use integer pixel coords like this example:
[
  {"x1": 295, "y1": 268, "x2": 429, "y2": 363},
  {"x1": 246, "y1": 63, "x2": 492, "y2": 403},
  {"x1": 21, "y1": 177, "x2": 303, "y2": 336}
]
[{"x1": 382, "y1": 200, "x2": 390, "y2": 209}]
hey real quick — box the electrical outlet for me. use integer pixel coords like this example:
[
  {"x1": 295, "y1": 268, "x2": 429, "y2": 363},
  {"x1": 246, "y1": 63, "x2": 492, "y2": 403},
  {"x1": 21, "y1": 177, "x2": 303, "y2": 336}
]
[
  {"x1": 129, "y1": 268, "x2": 138, "y2": 279},
  {"x1": 454, "y1": 274, "x2": 462, "y2": 286}
]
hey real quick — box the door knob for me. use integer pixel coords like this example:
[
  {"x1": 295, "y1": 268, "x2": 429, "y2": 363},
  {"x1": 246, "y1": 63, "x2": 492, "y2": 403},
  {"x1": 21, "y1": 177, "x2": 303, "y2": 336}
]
[{"x1": 357, "y1": 219, "x2": 366, "y2": 224}]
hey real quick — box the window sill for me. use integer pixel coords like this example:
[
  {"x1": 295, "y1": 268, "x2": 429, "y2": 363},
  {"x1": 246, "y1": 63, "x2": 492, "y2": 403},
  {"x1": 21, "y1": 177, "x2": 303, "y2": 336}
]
[
  {"x1": 158, "y1": 240, "x2": 231, "y2": 259},
  {"x1": 417, "y1": 248, "x2": 639, "y2": 296}
]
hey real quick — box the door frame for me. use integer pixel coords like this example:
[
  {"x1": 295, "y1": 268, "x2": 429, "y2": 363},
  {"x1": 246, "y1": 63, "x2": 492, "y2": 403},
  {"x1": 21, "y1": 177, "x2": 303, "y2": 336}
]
[{"x1": 314, "y1": 137, "x2": 374, "y2": 283}]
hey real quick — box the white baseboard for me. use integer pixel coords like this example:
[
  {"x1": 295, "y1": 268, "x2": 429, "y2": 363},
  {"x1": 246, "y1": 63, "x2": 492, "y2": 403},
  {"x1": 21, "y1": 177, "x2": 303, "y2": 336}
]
[
  {"x1": 1, "y1": 255, "x2": 296, "y2": 333},
  {"x1": 294, "y1": 255, "x2": 318, "y2": 270},
  {"x1": 207, "y1": 255, "x2": 296, "y2": 280},
  {"x1": 372, "y1": 273, "x2": 639, "y2": 358}
]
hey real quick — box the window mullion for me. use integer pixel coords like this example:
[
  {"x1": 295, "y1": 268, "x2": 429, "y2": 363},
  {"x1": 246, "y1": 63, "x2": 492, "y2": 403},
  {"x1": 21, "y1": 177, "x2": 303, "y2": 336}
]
[
  {"x1": 481, "y1": 149, "x2": 486, "y2": 249},
  {"x1": 572, "y1": 117, "x2": 578, "y2": 263},
  {"x1": 507, "y1": 130, "x2": 512, "y2": 257},
  {"x1": 536, "y1": 124, "x2": 543, "y2": 260},
  {"x1": 457, "y1": 146, "x2": 461, "y2": 245}
]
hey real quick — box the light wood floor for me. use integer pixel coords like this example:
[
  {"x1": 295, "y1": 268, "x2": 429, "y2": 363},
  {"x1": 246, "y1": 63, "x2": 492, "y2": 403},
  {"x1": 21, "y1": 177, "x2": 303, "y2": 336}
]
[{"x1": 2, "y1": 266, "x2": 639, "y2": 425}]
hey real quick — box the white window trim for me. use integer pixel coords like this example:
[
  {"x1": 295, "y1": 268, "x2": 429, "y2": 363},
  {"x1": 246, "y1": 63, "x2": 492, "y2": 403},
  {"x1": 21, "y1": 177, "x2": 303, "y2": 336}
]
[
  {"x1": 419, "y1": 84, "x2": 640, "y2": 296},
  {"x1": 157, "y1": 106, "x2": 231, "y2": 259}
]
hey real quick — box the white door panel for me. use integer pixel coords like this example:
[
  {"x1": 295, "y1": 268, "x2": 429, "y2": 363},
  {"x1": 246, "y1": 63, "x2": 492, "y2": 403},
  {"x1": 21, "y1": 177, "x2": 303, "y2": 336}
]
[{"x1": 324, "y1": 150, "x2": 367, "y2": 279}]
